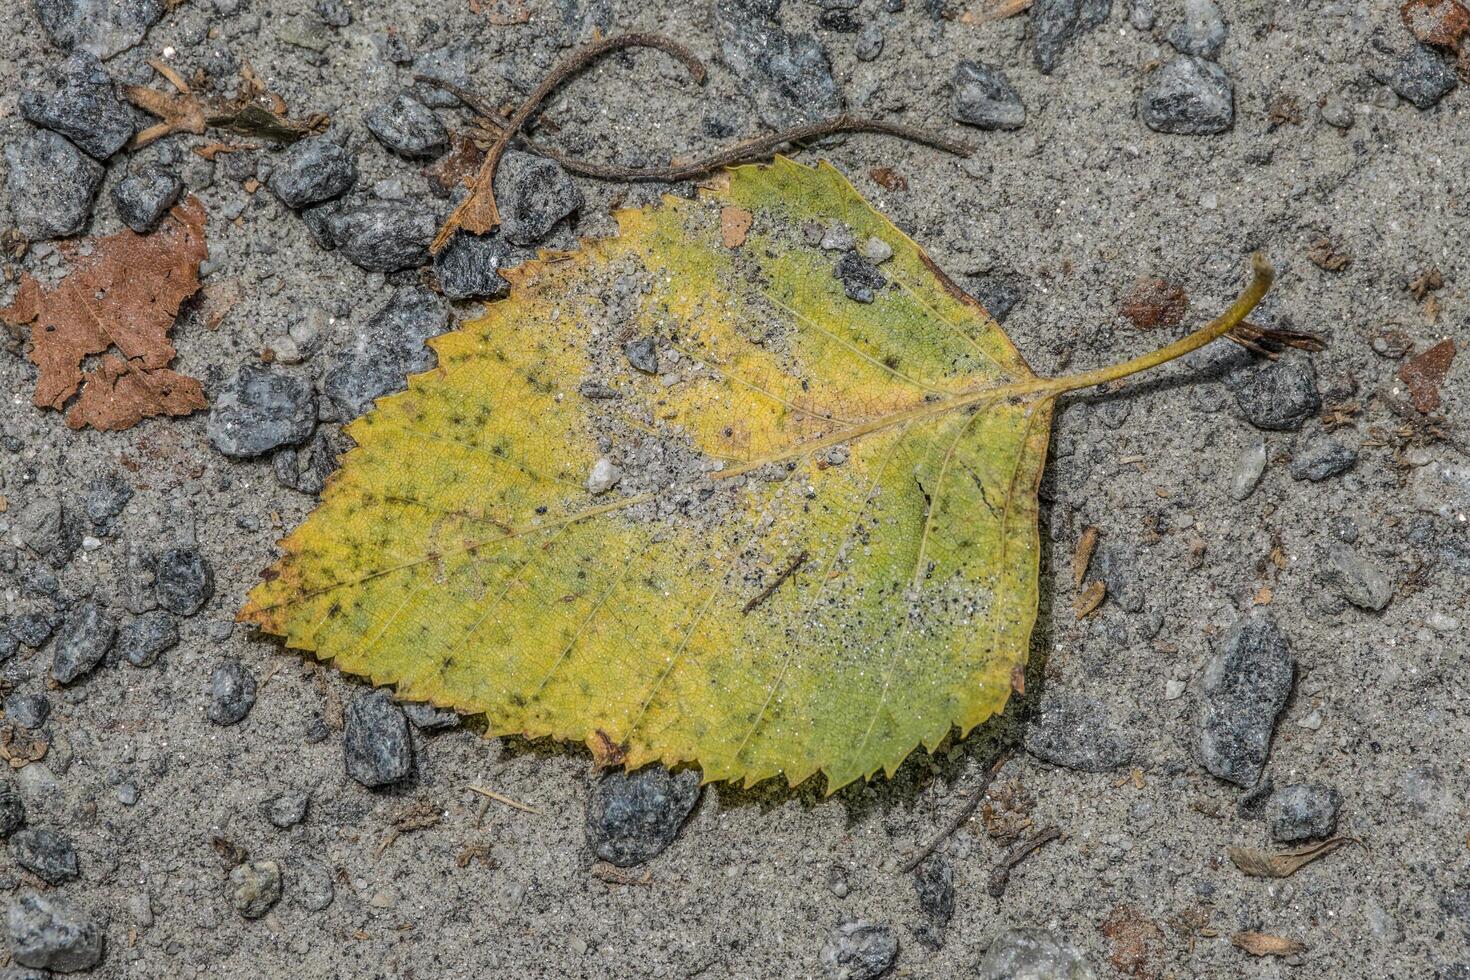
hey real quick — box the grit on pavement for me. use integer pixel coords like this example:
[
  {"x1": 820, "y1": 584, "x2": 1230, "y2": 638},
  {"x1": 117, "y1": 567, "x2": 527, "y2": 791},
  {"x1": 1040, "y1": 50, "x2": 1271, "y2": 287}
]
[{"x1": 0, "y1": 0, "x2": 1467, "y2": 977}]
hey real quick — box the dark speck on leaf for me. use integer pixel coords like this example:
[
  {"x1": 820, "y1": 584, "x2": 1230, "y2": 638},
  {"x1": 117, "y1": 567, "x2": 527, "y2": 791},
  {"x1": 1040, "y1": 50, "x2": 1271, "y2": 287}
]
[{"x1": 835, "y1": 251, "x2": 886, "y2": 303}]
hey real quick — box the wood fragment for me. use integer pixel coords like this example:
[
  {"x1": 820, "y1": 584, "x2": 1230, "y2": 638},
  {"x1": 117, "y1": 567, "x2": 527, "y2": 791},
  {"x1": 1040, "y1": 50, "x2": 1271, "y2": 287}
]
[
  {"x1": 592, "y1": 861, "x2": 654, "y2": 886},
  {"x1": 1072, "y1": 526, "x2": 1099, "y2": 587},
  {"x1": 1232, "y1": 931, "x2": 1306, "y2": 957},
  {"x1": 1074, "y1": 579, "x2": 1106, "y2": 619},
  {"x1": 1227, "y1": 837, "x2": 1354, "y2": 878},
  {"x1": 1397, "y1": 339, "x2": 1456, "y2": 413},
  {"x1": 743, "y1": 550, "x2": 808, "y2": 614},
  {"x1": 986, "y1": 824, "x2": 1060, "y2": 897},
  {"x1": 468, "y1": 784, "x2": 544, "y2": 815},
  {"x1": 898, "y1": 749, "x2": 1012, "y2": 874}
]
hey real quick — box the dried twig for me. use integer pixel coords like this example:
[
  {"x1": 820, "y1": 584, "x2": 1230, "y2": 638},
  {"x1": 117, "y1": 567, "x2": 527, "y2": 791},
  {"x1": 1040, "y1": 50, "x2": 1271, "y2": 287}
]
[
  {"x1": 898, "y1": 749, "x2": 1012, "y2": 874},
  {"x1": 469, "y1": 784, "x2": 544, "y2": 815},
  {"x1": 432, "y1": 33, "x2": 706, "y2": 251},
  {"x1": 743, "y1": 550, "x2": 808, "y2": 614},
  {"x1": 986, "y1": 824, "x2": 1061, "y2": 897}
]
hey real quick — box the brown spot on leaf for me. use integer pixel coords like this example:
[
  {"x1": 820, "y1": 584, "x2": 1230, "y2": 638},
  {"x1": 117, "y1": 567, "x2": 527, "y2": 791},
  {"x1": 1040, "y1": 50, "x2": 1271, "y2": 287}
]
[
  {"x1": 720, "y1": 206, "x2": 753, "y2": 248},
  {"x1": 1397, "y1": 339, "x2": 1456, "y2": 413},
  {"x1": 0, "y1": 197, "x2": 209, "y2": 431},
  {"x1": 1119, "y1": 278, "x2": 1188, "y2": 331}
]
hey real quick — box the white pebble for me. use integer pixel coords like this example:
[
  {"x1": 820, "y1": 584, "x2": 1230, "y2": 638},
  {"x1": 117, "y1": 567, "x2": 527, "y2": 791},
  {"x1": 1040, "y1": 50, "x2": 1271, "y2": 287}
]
[
  {"x1": 862, "y1": 237, "x2": 893, "y2": 264},
  {"x1": 586, "y1": 458, "x2": 621, "y2": 494}
]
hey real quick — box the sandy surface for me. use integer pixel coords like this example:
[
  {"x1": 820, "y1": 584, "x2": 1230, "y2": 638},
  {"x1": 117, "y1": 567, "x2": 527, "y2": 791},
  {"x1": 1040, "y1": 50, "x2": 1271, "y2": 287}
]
[{"x1": 1, "y1": 0, "x2": 1467, "y2": 977}]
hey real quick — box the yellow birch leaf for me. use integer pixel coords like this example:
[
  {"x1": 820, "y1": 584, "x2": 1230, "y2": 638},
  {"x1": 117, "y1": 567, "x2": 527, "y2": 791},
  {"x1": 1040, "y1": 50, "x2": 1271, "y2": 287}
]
[{"x1": 240, "y1": 157, "x2": 1272, "y2": 791}]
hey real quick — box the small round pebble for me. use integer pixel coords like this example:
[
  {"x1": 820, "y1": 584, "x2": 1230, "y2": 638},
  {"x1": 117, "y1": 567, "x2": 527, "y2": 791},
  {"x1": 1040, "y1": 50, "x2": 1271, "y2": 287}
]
[
  {"x1": 229, "y1": 860, "x2": 283, "y2": 918},
  {"x1": 207, "y1": 660, "x2": 257, "y2": 726},
  {"x1": 819, "y1": 920, "x2": 898, "y2": 980}
]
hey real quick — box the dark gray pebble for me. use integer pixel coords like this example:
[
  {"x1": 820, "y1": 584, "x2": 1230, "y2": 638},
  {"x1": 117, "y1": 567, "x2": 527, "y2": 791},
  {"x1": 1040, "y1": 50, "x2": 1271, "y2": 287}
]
[
  {"x1": 10, "y1": 829, "x2": 79, "y2": 884},
  {"x1": 3, "y1": 695, "x2": 50, "y2": 732},
  {"x1": 402, "y1": 702, "x2": 460, "y2": 731},
  {"x1": 716, "y1": 0, "x2": 844, "y2": 129},
  {"x1": 1166, "y1": 0, "x2": 1226, "y2": 59},
  {"x1": 951, "y1": 61, "x2": 1026, "y2": 130},
  {"x1": 365, "y1": 94, "x2": 448, "y2": 159},
  {"x1": 911, "y1": 853, "x2": 954, "y2": 950},
  {"x1": 11, "y1": 614, "x2": 58, "y2": 651},
  {"x1": 343, "y1": 691, "x2": 412, "y2": 787},
  {"x1": 585, "y1": 766, "x2": 701, "y2": 867},
  {"x1": 268, "y1": 137, "x2": 357, "y2": 210},
  {"x1": 1288, "y1": 435, "x2": 1357, "y2": 482},
  {"x1": 112, "y1": 165, "x2": 183, "y2": 234},
  {"x1": 1031, "y1": 0, "x2": 1112, "y2": 75},
  {"x1": 625, "y1": 337, "x2": 659, "y2": 374},
  {"x1": 410, "y1": 44, "x2": 472, "y2": 108},
  {"x1": 207, "y1": 660, "x2": 257, "y2": 726},
  {"x1": 497, "y1": 151, "x2": 584, "y2": 247},
  {"x1": 321, "y1": 286, "x2": 448, "y2": 420},
  {"x1": 834, "y1": 252, "x2": 886, "y2": 303},
  {"x1": 432, "y1": 232, "x2": 512, "y2": 300},
  {"x1": 5, "y1": 891, "x2": 104, "y2": 973},
  {"x1": 1382, "y1": 44, "x2": 1459, "y2": 110},
  {"x1": 19, "y1": 50, "x2": 134, "y2": 160},
  {"x1": 264, "y1": 792, "x2": 309, "y2": 828},
  {"x1": 1266, "y1": 783, "x2": 1341, "y2": 841},
  {"x1": 51, "y1": 600, "x2": 115, "y2": 685},
  {"x1": 324, "y1": 200, "x2": 436, "y2": 272},
  {"x1": 154, "y1": 546, "x2": 213, "y2": 616},
  {"x1": 207, "y1": 364, "x2": 318, "y2": 458},
  {"x1": 820, "y1": 920, "x2": 899, "y2": 980},
  {"x1": 0, "y1": 783, "x2": 25, "y2": 838},
  {"x1": 117, "y1": 611, "x2": 178, "y2": 667},
  {"x1": 1196, "y1": 615, "x2": 1294, "y2": 786},
  {"x1": 1227, "y1": 350, "x2": 1320, "y2": 431},
  {"x1": 34, "y1": 0, "x2": 165, "y2": 60},
  {"x1": 82, "y1": 473, "x2": 131, "y2": 530},
  {"x1": 1140, "y1": 56, "x2": 1234, "y2": 135},
  {"x1": 5, "y1": 129, "x2": 103, "y2": 241}
]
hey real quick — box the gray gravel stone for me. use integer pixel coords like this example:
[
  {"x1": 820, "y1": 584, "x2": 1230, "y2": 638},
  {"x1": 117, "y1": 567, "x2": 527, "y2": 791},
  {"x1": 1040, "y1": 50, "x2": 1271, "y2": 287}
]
[
  {"x1": 112, "y1": 165, "x2": 182, "y2": 233},
  {"x1": 1266, "y1": 783, "x2": 1341, "y2": 841},
  {"x1": 585, "y1": 766, "x2": 701, "y2": 867},
  {"x1": 0, "y1": 627, "x2": 15, "y2": 666},
  {"x1": 207, "y1": 660, "x2": 257, "y2": 726},
  {"x1": 1026, "y1": 692, "x2": 1135, "y2": 772},
  {"x1": 17, "y1": 499, "x2": 82, "y2": 568},
  {"x1": 1229, "y1": 440, "x2": 1267, "y2": 500},
  {"x1": 51, "y1": 600, "x2": 115, "y2": 685},
  {"x1": 11, "y1": 614, "x2": 57, "y2": 651},
  {"x1": 1166, "y1": 0, "x2": 1226, "y2": 59},
  {"x1": 117, "y1": 611, "x2": 177, "y2": 667},
  {"x1": 970, "y1": 271, "x2": 1026, "y2": 323},
  {"x1": 324, "y1": 199, "x2": 436, "y2": 271},
  {"x1": 1288, "y1": 435, "x2": 1357, "y2": 482},
  {"x1": 1383, "y1": 44, "x2": 1459, "y2": 110},
  {"x1": 82, "y1": 474, "x2": 131, "y2": 530},
  {"x1": 1228, "y1": 350, "x2": 1320, "y2": 431},
  {"x1": 268, "y1": 136, "x2": 358, "y2": 209},
  {"x1": 1031, "y1": 0, "x2": 1112, "y2": 75},
  {"x1": 951, "y1": 60, "x2": 1026, "y2": 130},
  {"x1": 366, "y1": 94, "x2": 448, "y2": 159},
  {"x1": 6, "y1": 892, "x2": 104, "y2": 973},
  {"x1": 1323, "y1": 543, "x2": 1393, "y2": 612},
  {"x1": 34, "y1": 0, "x2": 165, "y2": 60},
  {"x1": 207, "y1": 364, "x2": 318, "y2": 458},
  {"x1": 819, "y1": 920, "x2": 898, "y2": 980},
  {"x1": 402, "y1": 702, "x2": 460, "y2": 731},
  {"x1": 625, "y1": 337, "x2": 659, "y2": 374},
  {"x1": 0, "y1": 783, "x2": 26, "y2": 838},
  {"x1": 1196, "y1": 615, "x2": 1295, "y2": 786},
  {"x1": 1140, "y1": 56, "x2": 1233, "y2": 135},
  {"x1": 264, "y1": 791, "x2": 309, "y2": 828},
  {"x1": 911, "y1": 853, "x2": 953, "y2": 950},
  {"x1": 5, "y1": 129, "x2": 103, "y2": 241},
  {"x1": 229, "y1": 859, "x2": 282, "y2": 918},
  {"x1": 1092, "y1": 542, "x2": 1144, "y2": 613},
  {"x1": 154, "y1": 546, "x2": 213, "y2": 615},
  {"x1": 716, "y1": 0, "x2": 844, "y2": 129},
  {"x1": 433, "y1": 232, "x2": 512, "y2": 300},
  {"x1": 273, "y1": 426, "x2": 344, "y2": 496},
  {"x1": 321, "y1": 286, "x2": 449, "y2": 420},
  {"x1": 496, "y1": 151, "x2": 584, "y2": 246},
  {"x1": 19, "y1": 50, "x2": 134, "y2": 160},
  {"x1": 834, "y1": 252, "x2": 886, "y2": 303},
  {"x1": 1128, "y1": 0, "x2": 1154, "y2": 30},
  {"x1": 3, "y1": 695, "x2": 50, "y2": 732},
  {"x1": 10, "y1": 829, "x2": 79, "y2": 884},
  {"x1": 343, "y1": 691, "x2": 412, "y2": 787},
  {"x1": 855, "y1": 23, "x2": 884, "y2": 62},
  {"x1": 975, "y1": 928, "x2": 1096, "y2": 979}
]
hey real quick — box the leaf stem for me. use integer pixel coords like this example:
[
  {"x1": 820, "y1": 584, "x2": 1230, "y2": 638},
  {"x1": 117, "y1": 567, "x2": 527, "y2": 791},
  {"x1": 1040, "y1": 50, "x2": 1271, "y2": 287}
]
[{"x1": 1041, "y1": 253, "x2": 1275, "y2": 396}]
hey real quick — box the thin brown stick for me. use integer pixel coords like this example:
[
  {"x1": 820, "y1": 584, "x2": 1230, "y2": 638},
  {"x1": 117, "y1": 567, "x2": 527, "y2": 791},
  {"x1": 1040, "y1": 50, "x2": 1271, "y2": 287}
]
[
  {"x1": 431, "y1": 33, "x2": 706, "y2": 251},
  {"x1": 420, "y1": 74, "x2": 974, "y2": 182},
  {"x1": 986, "y1": 824, "x2": 1060, "y2": 897},
  {"x1": 897, "y1": 749, "x2": 1012, "y2": 874},
  {"x1": 742, "y1": 550, "x2": 809, "y2": 614},
  {"x1": 469, "y1": 784, "x2": 543, "y2": 815}
]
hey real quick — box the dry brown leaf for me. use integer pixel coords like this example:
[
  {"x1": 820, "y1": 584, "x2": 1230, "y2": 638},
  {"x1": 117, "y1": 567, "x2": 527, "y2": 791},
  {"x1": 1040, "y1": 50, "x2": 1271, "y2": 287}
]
[
  {"x1": 1409, "y1": 266, "x2": 1444, "y2": 302},
  {"x1": 720, "y1": 206, "x2": 753, "y2": 248},
  {"x1": 1307, "y1": 238, "x2": 1351, "y2": 272},
  {"x1": 868, "y1": 166, "x2": 909, "y2": 192},
  {"x1": 1228, "y1": 837, "x2": 1353, "y2": 878},
  {"x1": 0, "y1": 725, "x2": 48, "y2": 769},
  {"x1": 1120, "y1": 278, "x2": 1189, "y2": 330},
  {"x1": 1072, "y1": 526, "x2": 1099, "y2": 586},
  {"x1": 1074, "y1": 579, "x2": 1106, "y2": 619},
  {"x1": 1397, "y1": 339, "x2": 1457, "y2": 413},
  {"x1": 1402, "y1": 0, "x2": 1470, "y2": 47},
  {"x1": 0, "y1": 198, "x2": 209, "y2": 431},
  {"x1": 424, "y1": 132, "x2": 487, "y2": 198},
  {"x1": 1232, "y1": 931, "x2": 1306, "y2": 957}
]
